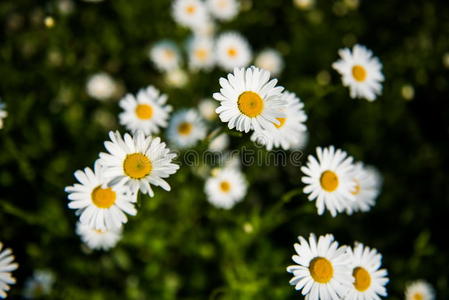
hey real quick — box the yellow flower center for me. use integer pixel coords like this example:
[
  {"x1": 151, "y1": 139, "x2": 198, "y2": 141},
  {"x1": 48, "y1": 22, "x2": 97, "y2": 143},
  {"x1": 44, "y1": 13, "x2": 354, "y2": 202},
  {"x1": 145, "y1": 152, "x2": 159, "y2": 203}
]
[
  {"x1": 186, "y1": 5, "x2": 196, "y2": 14},
  {"x1": 164, "y1": 49, "x2": 174, "y2": 59},
  {"x1": 227, "y1": 47, "x2": 237, "y2": 57},
  {"x1": 218, "y1": 0, "x2": 228, "y2": 8},
  {"x1": 195, "y1": 48, "x2": 208, "y2": 61},
  {"x1": 412, "y1": 293, "x2": 424, "y2": 300},
  {"x1": 320, "y1": 170, "x2": 339, "y2": 192},
  {"x1": 274, "y1": 117, "x2": 286, "y2": 128},
  {"x1": 178, "y1": 122, "x2": 193, "y2": 135},
  {"x1": 219, "y1": 181, "x2": 231, "y2": 193},
  {"x1": 123, "y1": 153, "x2": 152, "y2": 179},
  {"x1": 352, "y1": 65, "x2": 367, "y2": 82},
  {"x1": 135, "y1": 104, "x2": 153, "y2": 120},
  {"x1": 237, "y1": 91, "x2": 264, "y2": 118},
  {"x1": 309, "y1": 257, "x2": 334, "y2": 283},
  {"x1": 353, "y1": 267, "x2": 372, "y2": 292},
  {"x1": 351, "y1": 179, "x2": 361, "y2": 195},
  {"x1": 91, "y1": 186, "x2": 116, "y2": 209}
]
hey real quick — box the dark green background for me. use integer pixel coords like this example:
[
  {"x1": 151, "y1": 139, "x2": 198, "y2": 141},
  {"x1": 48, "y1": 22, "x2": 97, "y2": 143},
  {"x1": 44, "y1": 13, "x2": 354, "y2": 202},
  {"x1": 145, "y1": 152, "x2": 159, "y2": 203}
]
[{"x1": 1, "y1": 0, "x2": 448, "y2": 299}]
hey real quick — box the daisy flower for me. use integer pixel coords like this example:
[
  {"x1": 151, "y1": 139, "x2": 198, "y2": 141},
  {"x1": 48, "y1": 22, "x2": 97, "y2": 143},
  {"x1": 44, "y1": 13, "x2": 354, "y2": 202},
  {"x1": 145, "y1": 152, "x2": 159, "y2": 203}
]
[
  {"x1": 0, "y1": 101, "x2": 7, "y2": 129},
  {"x1": 164, "y1": 69, "x2": 189, "y2": 88},
  {"x1": 205, "y1": 167, "x2": 247, "y2": 209},
  {"x1": 188, "y1": 36, "x2": 215, "y2": 71},
  {"x1": 405, "y1": 280, "x2": 435, "y2": 300},
  {"x1": 255, "y1": 49, "x2": 284, "y2": 77},
  {"x1": 332, "y1": 44, "x2": 384, "y2": 101},
  {"x1": 198, "y1": 98, "x2": 218, "y2": 121},
  {"x1": 172, "y1": 0, "x2": 209, "y2": 30},
  {"x1": 215, "y1": 32, "x2": 252, "y2": 71},
  {"x1": 213, "y1": 66, "x2": 285, "y2": 133},
  {"x1": 119, "y1": 86, "x2": 172, "y2": 136},
  {"x1": 99, "y1": 131, "x2": 179, "y2": 196},
  {"x1": 86, "y1": 72, "x2": 117, "y2": 101},
  {"x1": 301, "y1": 146, "x2": 356, "y2": 217},
  {"x1": 250, "y1": 91, "x2": 307, "y2": 150},
  {"x1": 345, "y1": 163, "x2": 382, "y2": 215},
  {"x1": 287, "y1": 233, "x2": 352, "y2": 300},
  {"x1": 65, "y1": 161, "x2": 137, "y2": 230},
  {"x1": 0, "y1": 242, "x2": 18, "y2": 299},
  {"x1": 208, "y1": 133, "x2": 230, "y2": 152},
  {"x1": 149, "y1": 41, "x2": 181, "y2": 72},
  {"x1": 206, "y1": 0, "x2": 239, "y2": 21},
  {"x1": 167, "y1": 109, "x2": 207, "y2": 149},
  {"x1": 76, "y1": 222, "x2": 122, "y2": 251},
  {"x1": 343, "y1": 243, "x2": 389, "y2": 300},
  {"x1": 23, "y1": 270, "x2": 55, "y2": 298}
]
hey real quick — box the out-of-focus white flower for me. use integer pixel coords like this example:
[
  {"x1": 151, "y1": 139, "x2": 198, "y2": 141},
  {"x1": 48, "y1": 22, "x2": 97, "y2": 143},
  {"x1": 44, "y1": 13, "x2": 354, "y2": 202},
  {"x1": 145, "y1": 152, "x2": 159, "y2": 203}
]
[
  {"x1": 23, "y1": 270, "x2": 55, "y2": 299},
  {"x1": 76, "y1": 222, "x2": 122, "y2": 251},
  {"x1": 0, "y1": 101, "x2": 7, "y2": 129},
  {"x1": 255, "y1": 49, "x2": 284, "y2": 76},
  {"x1": 215, "y1": 32, "x2": 252, "y2": 71},
  {"x1": 167, "y1": 109, "x2": 207, "y2": 149},
  {"x1": 293, "y1": 0, "x2": 315, "y2": 10},
  {"x1": 198, "y1": 98, "x2": 218, "y2": 121},
  {"x1": 150, "y1": 41, "x2": 181, "y2": 72},
  {"x1": 86, "y1": 72, "x2": 117, "y2": 101},
  {"x1": 208, "y1": 133, "x2": 229, "y2": 152},
  {"x1": 172, "y1": 0, "x2": 210, "y2": 30},
  {"x1": 205, "y1": 166, "x2": 247, "y2": 209},
  {"x1": 206, "y1": 0, "x2": 239, "y2": 21},
  {"x1": 188, "y1": 36, "x2": 215, "y2": 71},
  {"x1": 164, "y1": 69, "x2": 189, "y2": 88}
]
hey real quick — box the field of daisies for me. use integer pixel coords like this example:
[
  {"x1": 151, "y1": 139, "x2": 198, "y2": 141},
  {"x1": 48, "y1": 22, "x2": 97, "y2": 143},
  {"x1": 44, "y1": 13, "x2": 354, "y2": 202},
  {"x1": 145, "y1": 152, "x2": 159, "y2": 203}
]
[{"x1": 1, "y1": 0, "x2": 448, "y2": 299}]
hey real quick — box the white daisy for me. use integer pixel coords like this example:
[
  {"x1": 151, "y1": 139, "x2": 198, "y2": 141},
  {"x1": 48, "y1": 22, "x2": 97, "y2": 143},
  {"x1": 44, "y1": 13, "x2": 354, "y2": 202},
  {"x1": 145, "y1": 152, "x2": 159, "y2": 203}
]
[
  {"x1": 290, "y1": 130, "x2": 309, "y2": 150},
  {"x1": 99, "y1": 131, "x2": 179, "y2": 196},
  {"x1": 167, "y1": 109, "x2": 207, "y2": 149},
  {"x1": 23, "y1": 270, "x2": 55, "y2": 298},
  {"x1": 205, "y1": 167, "x2": 247, "y2": 209},
  {"x1": 345, "y1": 163, "x2": 382, "y2": 215},
  {"x1": 287, "y1": 233, "x2": 352, "y2": 300},
  {"x1": 198, "y1": 98, "x2": 218, "y2": 121},
  {"x1": 343, "y1": 243, "x2": 389, "y2": 300},
  {"x1": 149, "y1": 41, "x2": 181, "y2": 72},
  {"x1": 76, "y1": 222, "x2": 122, "y2": 251},
  {"x1": 119, "y1": 86, "x2": 172, "y2": 136},
  {"x1": 255, "y1": 49, "x2": 284, "y2": 77},
  {"x1": 164, "y1": 68, "x2": 189, "y2": 88},
  {"x1": 0, "y1": 242, "x2": 18, "y2": 299},
  {"x1": 172, "y1": 0, "x2": 209, "y2": 30},
  {"x1": 0, "y1": 101, "x2": 7, "y2": 129},
  {"x1": 86, "y1": 72, "x2": 117, "y2": 101},
  {"x1": 213, "y1": 66, "x2": 285, "y2": 133},
  {"x1": 188, "y1": 36, "x2": 215, "y2": 71},
  {"x1": 215, "y1": 32, "x2": 252, "y2": 71},
  {"x1": 405, "y1": 280, "x2": 435, "y2": 300},
  {"x1": 65, "y1": 161, "x2": 137, "y2": 230},
  {"x1": 301, "y1": 146, "x2": 356, "y2": 217},
  {"x1": 332, "y1": 44, "x2": 384, "y2": 101},
  {"x1": 208, "y1": 133, "x2": 230, "y2": 152},
  {"x1": 206, "y1": 0, "x2": 239, "y2": 21},
  {"x1": 250, "y1": 91, "x2": 307, "y2": 150},
  {"x1": 192, "y1": 19, "x2": 216, "y2": 37}
]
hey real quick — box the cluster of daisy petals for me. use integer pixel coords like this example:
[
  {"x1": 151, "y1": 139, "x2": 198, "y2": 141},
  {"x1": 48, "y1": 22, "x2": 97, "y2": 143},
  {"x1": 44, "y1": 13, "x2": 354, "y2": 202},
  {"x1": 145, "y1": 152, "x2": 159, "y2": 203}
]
[{"x1": 287, "y1": 234, "x2": 389, "y2": 300}]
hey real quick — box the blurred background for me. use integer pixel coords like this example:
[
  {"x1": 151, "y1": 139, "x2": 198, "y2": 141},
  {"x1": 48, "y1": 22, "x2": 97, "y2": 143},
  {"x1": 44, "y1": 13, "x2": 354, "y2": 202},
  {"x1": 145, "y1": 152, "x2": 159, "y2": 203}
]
[{"x1": 1, "y1": 0, "x2": 448, "y2": 299}]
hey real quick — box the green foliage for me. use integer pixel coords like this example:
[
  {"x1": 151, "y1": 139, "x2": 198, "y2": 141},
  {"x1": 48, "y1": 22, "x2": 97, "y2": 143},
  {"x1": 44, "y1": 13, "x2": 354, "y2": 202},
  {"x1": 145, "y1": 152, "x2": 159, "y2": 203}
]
[{"x1": 1, "y1": 0, "x2": 448, "y2": 299}]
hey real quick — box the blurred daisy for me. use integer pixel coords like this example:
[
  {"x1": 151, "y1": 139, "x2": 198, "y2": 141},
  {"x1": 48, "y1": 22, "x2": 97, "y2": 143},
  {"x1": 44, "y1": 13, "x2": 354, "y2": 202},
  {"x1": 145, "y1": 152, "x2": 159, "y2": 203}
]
[
  {"x1": 23, "y1": 270, "x2": 54, "y2": 298},
  {"x1": 213, "y1": 66, "x2": 285, "y2": 133},
  {"x1": 0, "y1": 101, "x2": 7, "y2": 129},
  {"x1": 172, "y1": 0, "x2": 209, "y2": 30},
  {"x1": 343, "y1": 243, "x2": 389, "y2": 300},
  {"x1": 301, "y1": 146, "x2": 356, "y2": 217},
  {"x1": 215, "y1": 32, "x2": 252, "y2": 71},
  {"x1": 405, "y1": 280, "x2": 435, "y2": 300},
  {"x1": 193, "y1": 19, "x2": 216, "y2": 37},
  {"x1": 198, "y1": 98, "x2": 218, "y2": 121},
  {"x1": 206, "y1": 0, "x2": 239, "y2": 21},
  {"x1": 76, "y1": 222, "x2": 122, "y2": 251},
  {"x1": 99, "y1": 131, "x2": 179, "y2": 196},
  {"x1": 332, "y1": 44, "x2": 384, "y2": 101},
  {"x1": 287, "y1": 233, "x2": 352, "y2": 299},
  {"x1": 208, "y1": 133, "x2": 229, "y2": 152},
  {"x1": 167, "y1": 109, "x2": 207, "y2": 149},
  {"x1": 255, "y1": 49, "x2": 284, "y2": 76},
  {"x1": 65, "y1": 161, "x2": 137, "y2": 230},
  {"x1": 86, "y1": 72, "x2": 117, "y2": 101},
  {"x1": 205, "y1": 167, "x2": 247, "y2": 209},
  {"x1": 345, "y1": 163, "x2": 382, "y2": 215},
  {"x1": 0, "y1": 242, "x2": 18, "y2": 299},
  {"x1": 164, "y1": 69, "x2": 189, "y2": 88},
  {"x1": 290, "y1": 131, "x2": 309, "y2": 150},
  {"x1": 188, "y1": 36, "x2": 215, "y2": 71},
  {"x1": 119, "y1": 86, "x2": 172, "y2": 135},
  {"x1": 251, "y1": 91, "x2": 307, "y2": 150},
  {"x1": 149, "y1": 41, "x2": 181, "y2": 72}
]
